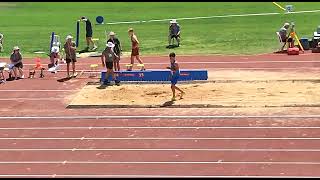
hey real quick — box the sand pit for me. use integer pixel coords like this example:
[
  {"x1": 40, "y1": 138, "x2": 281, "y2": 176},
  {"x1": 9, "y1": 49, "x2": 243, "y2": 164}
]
[{"x1": 68, "y1": 80, "x2": 320, "y2": 108}]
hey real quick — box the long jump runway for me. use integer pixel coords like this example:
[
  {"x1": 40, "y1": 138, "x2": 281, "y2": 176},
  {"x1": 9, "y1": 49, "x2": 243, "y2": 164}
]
[{"x1": 0, "y1": 54, "x2": 320, "y2": 177}]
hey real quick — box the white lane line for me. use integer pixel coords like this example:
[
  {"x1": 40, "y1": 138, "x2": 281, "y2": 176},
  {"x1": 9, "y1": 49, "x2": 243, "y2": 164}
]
[
  {"x1": 0, "y1": 115, "x2": 320, "y2": 119},
  {"x1": 0, "y1": 137, "x2": 319, "y2": 140},
  {"x1": 0, "y1": 98, "x2": 62, "y2": 101},
  {"x1": 21, "y1": 61, "x2": 320, "y2": 66},
  {"x1": 0, "y1": 175, "x2": 318, "y2": 178},
  {"x1": 20, "y1": 68, "x2": 320, "y2": 72},
  {"x1": 0, "y1": 148, "x2": 320, "y2": 152},
  {"x1": 104, "y1": 9, "x2": 320, "y2": 25},
  {"x1": 0, "y1": 126, "x2": 319, "y2": 130},
  {"x1": 0, "y1": 90, "x2": 76, "y2": 92},
  {"x1": 0, "y1": 161, "x2": 319, "y2": 164}
]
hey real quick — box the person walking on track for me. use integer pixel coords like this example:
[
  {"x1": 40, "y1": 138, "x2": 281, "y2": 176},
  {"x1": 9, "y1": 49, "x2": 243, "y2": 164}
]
[
  {"x1": 64, "y1": 35, "x2": 77, "y2": 78},
  {"x1": 80, "y1": 16, "x2": 97, "y2": 51},
  {"x1": 167, "y1": 52, "x2": 185, "y2": 101},
  {"x1": 128, "y1": 28, "x2": 145, "y2": 71},
  {"x1": 101, "y1": 42, "x2": 120, "y2": 85},
  {"x1": 107, "y1": 31, "x2": 122, "y2": 71}
]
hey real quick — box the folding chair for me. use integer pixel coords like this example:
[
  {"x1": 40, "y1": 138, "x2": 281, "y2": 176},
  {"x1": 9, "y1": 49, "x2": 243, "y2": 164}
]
[
  {"x1": 0, "y1": 62, "x2": 6, "y2": 83},
  {"x1": 276, "y1": 32, "x2": 285, "y2": 51}
]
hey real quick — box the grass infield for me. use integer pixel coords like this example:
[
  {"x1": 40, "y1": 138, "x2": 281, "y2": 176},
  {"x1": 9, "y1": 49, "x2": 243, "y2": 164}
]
[{"x1": 0, "y1": 2, "x2": 319, "y2": 57}]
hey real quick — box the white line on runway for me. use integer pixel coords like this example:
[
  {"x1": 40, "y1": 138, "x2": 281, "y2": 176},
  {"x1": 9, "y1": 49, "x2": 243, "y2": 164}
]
[
  {"x1": 0, "y1": 148, "x2": 320, "y2": 152},
  {"x1": 0, "y1": 90, "x2": 76, "y2": 92},
  {"x1": 0, "y1": 126, "x2": 319, "y2": 130},
  {"x1": 0, "y1": 161, "x2": 318, "y2": 164},
  {"x1": 44, "y1": 68, "x2": 320, "y2": 72},
  {"x1": 0, "y1": 98, "x2": 62, "y2": 101},
  {"x1": 0, "y1": 115, "x2": 320, "y2": 119},
  {"x1": 21, "y1": 61, "x2": 320, "y2": 66},
  {"x1": 0, "y1": 175, "x2": 317, "y2": 178},
  {"x1": 0, "y1": 137, "x2": 319, "y2": 140}
]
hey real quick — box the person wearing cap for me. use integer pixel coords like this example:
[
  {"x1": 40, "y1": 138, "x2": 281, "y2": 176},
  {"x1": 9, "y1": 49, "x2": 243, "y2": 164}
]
[
  {"x1": 63, "y1": 35, "x2": 77, "y2": 78},
  {"x1": 80, "y1": 16, "x2": 97, "y2": 51},
  {"x1": 101, "y1": 42, "x2": 120, "y2": 85},
  {"x1": 10, "y1": 46, "x2": 24, "y2": 80},
  {"x1": 107, "y1": 31, "x2": 122, "y2": 71},
  {"x1": 279, "y1": 23, "x2": 293, "y2": 44},
  {"x1": 0, "y1": 33, "x2": 3, "y2": 52},
  {"x1": 168, "y1": 19, "x2": 181, "y2": 47},
  {"x1": 128, "y1": 28, "x2": 145, "y2": 71},
  {"x1": 48, "y1": 46, "x2": 60, "y2": 73}
]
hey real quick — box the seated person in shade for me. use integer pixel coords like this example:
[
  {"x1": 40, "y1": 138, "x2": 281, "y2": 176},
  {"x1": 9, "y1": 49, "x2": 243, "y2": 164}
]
[
  {"x1": 279, "y1": 22, "x2": 293, "y2": 50},
  {"x1": 10, "y1": 46, "x2": 24, "y2": 80}
]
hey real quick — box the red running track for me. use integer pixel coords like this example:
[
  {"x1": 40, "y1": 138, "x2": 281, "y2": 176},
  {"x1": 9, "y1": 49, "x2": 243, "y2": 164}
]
[{"x1": 0, "y1": 53, "x2": 320, "y2": 177}]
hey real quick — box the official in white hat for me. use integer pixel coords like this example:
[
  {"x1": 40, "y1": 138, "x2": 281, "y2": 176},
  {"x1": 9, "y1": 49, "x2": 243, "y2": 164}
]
[
  {"x1": 101, "y1": 41, "x2": 120, "y2": 85},
  {"x1": 107, "y1": 31, "x2": 122, "y2": 71},
  {"x1": 10, "y1": 46, "x2": 24, "y2": 79},
  {"x1": 168, "y1": 19, "x2": 181, "y2": 47},
  {"x1": 63, "y1": 34, "x2": 77, "y2": 78}
]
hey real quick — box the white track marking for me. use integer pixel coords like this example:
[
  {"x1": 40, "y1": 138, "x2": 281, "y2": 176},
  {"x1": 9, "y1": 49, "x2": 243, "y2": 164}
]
[
  {"x1": 0, "y1": 161, "x2": 318, "y2": 164},
  {"x1": 0, "y1": 126, "x2": 319, "y2": 130},
  {"x1": 0, "y1": 137, "x2": 320, "y2": 140},
  {"x1": 0, "y1": 148, "x2": 320, "y2": 152},
  {"x1": 103, "y1": 9, "x2": 320, "y2": 25},
  {"x1": 43, "y1": 68, "x2": 320, "y2": 72},
  {"x1": 0, "y1": 115, "x2": 320, "y2": 119},
  {"x1": 0, "y1": 175, "x2": 318, "y2": 178},
  {"x1": 0, "y1": 90, "x2": 76, "y2": 92},
  {"x1": 0, "y1": 98, "x2": 62, "y2": 101},
  {"x1": 21, "y1": 61, "x2": 320, "y2": 66}
]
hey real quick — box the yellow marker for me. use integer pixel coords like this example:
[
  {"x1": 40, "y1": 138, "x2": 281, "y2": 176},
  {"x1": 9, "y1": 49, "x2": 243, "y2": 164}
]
[
  {"x1": 272, "y1": 2, "x2": 286, "y2": 11},
  {"x1": 294, "y1": 34, "x2": 304, "y2": 52}
]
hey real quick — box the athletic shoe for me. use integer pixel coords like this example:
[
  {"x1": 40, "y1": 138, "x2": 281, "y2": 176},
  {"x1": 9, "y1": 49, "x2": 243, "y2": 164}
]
[
  {"x1": 171, "y1": 97, "x2": 176, "y2": 101},
  {"x1": 180, "y1": 92, "x2": 185, "y2": 99},
  {"x1": 115, "y1": 80, "x2": 120, "y2": 86},
  {"x1": 92, "y1": 46, "x2": 98, "y2": 51},
  {"x1": 21, "y1": 75, "x2": 25, "y2": 79}
]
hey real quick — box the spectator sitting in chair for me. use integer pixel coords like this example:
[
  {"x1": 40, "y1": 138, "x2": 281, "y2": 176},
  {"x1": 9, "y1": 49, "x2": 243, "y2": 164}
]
[
  {"x1": 279, "y1": 22, "x2": 293, "y2": 50},
  {"x1": 167, "y1": 19, "x2": 181, "y2": 48},
  {"x1": 10, "y1": 46, "x2": 24, "y2": 80},
  {"x1": 0, "y1": 33, "x2": 3, "y2": 52}
]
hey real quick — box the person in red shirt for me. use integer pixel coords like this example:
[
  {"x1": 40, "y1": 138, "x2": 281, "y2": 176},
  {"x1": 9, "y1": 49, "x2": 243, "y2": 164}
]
[{"x1": 128, "y1": 28, "x2": 145, "y2": 71}]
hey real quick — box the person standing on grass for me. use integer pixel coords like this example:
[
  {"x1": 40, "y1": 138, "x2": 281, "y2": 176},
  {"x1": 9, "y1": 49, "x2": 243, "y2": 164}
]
[
  {"x1": 101, "y1": 42, "x2": 120, "y2": 85},
  {"x1": 168, "y1": 19, "x2": 181, "y2": 47},
  {"x1": 128, "y1": 28, "x2": 145, "y2": 71},
  {"x1": 64, "y1": 35, "x2": 77, "y2": 78},
  {"x1": 80, "y1": 16, "x2": 97, "y2": 51},
  {"x1": 10, "y1": 46, "x2": 24, "y2": 80},
  {"x1": 167, "y1": 52, "x2": 185, "y2": 101},
  {"x1": 107, "y1": 31, "x2": 122, "y2": 71}
]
